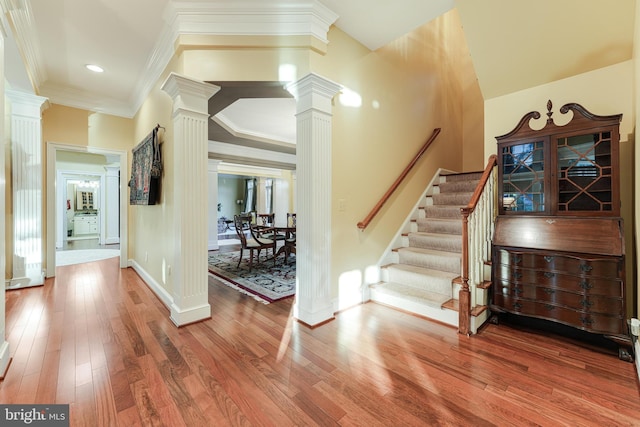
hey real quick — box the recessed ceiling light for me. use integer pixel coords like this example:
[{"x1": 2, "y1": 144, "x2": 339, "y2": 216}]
[{"x1": 85, "y1": 64, "x2": 104, "y2": 73}]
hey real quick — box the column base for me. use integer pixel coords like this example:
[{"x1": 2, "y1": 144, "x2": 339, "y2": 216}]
[
  {"x1": 170, "y1": 302, "x2": 211, "y2": 327},
  {"x1": 0, "y1": 341, "x2": 11, "y2": 380},
  {"x1": 294, "y1": 302, "x2": 334, "y2": 327}
]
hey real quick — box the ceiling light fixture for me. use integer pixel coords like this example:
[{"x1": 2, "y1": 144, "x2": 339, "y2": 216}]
[{"x1": 85, "y1": 64, "x2": 104, "y2": 73}]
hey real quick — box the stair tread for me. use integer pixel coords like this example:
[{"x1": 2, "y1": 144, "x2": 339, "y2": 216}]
[
  {"x1": 372, "y1": 282, "x2": 452, "y2": 306},
  {"x1": 397, "y1": 246, "x2": 461, "y2": 259},
  {"x1": 409, "y1": 231, "x2": 462, "y2": 241},
  {"x1": 385, "y1": 263, "x2": 459, "y2": 279}
]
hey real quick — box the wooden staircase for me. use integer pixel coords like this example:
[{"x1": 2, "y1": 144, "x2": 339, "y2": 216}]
[{"x1": 370, "y1": 171, "x2": 491, "y2": 329}]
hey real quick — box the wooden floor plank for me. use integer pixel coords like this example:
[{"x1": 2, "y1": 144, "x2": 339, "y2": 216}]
[{"x1": 0, "y1": 255, "x2": 638, "y2": 427}]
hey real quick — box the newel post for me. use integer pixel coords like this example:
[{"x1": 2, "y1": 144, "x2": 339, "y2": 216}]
[{"x1": 459, "y1": 207, "x2": 471, "y2": 335}]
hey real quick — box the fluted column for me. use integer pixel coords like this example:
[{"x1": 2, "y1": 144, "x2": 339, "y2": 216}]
[
  {"x1": 0, "y1": 18, "x2": 11, "y2": 378},
  {"x1": 7, "y1": 90, "x2": 49, "y2": 289},
  {"x1": 208, "y1": 159, "x2": 222, "y2": 250},
  {"x1": 286, "y1": 73, "x2": 341, "y2": 326},
  {"x1": 161, "y1": 73, "x2": 220, "y2": 326},
  {"x1": 256, "y1": 177, "x2": 268, "y2": 214}
]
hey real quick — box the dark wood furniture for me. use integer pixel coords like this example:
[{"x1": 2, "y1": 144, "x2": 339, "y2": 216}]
[
  {"x1": 233, "y1": 215, "x2": 276, "y2": 271},
  {"x1": 490, "y1": 101, "x2": 632, "y2": 361}
]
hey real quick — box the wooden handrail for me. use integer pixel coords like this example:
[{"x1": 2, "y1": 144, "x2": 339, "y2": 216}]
[
  {"x1": 462, "y1": 154, "x2": 498, "y2": 214},
  {"x1": 357, "y1": 128, "x2": 441, "y2": 230},
  {"x1": 459, "y1": 154, "x2": 498, "y2": 336}
]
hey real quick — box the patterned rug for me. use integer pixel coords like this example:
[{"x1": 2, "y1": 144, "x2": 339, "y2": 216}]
[{"x1": 208, "y1": 250, "x2": 295, "y2": 303}]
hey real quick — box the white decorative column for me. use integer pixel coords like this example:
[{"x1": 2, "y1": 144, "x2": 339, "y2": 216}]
[
  {"x1": 104, "y1": 166, "x2": 120, "y2": 244},
  {"x1": 256, "y1": 177, "x2": 268, "y2": 214},
  {"x1": 273, "y1": 178, "x2": 289, "y2": 227},
  {"x1": 161, "y1": 72, "x2": 220, "y2": 326},
  {"x1": 286, "y1": 73, "x2": 341, "y2": 326},
  {"x1": 6, "y1": 90, "x2": 49, "y2": 289},
  {"x1": 208, "y1": 159, "x2": 222, "y2": 250},
  {"x1": 0, "y1": 15, "x2": 11, "y2": 378}
]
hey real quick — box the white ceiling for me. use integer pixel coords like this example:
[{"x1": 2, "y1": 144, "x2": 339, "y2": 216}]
[
  {"x1": 6, "y1": 1, "x2": 634, "y2": 148},
  {"x1": 3, "y1": 0, "x2": 453, "y2": 146}
]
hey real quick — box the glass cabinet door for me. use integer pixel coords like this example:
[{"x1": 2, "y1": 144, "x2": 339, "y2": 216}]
[
  {"x1": 501, "y1": 140, "x2": 545, "y2": 213},
  {"x1": 556, "y1": 131, "x2": 612, "y2": 212}
]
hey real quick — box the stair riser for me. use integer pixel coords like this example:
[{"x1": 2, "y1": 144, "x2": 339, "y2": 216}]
[
  {"x1": 385, "y1": 268, "x2": 452, "y2": 295},
  {"x1": 438, "y1": 181, "x2": 479, "y2": 193},
  {"x1": 398, "y1": 252, "x2": 460, "y2": 274},
  {"x1": 432, "y1": 193, "x2": 475, "y2": 206},
  {"x1": 409, "y1": 235, "x2": 462, "y2": 253},
  {"x1": 416, "y1": 219, "x2": 461, "y2": 235},
  {"x1": 443, "y1": 173, "x2": 483, "y2": 182},
  {"x1": 369, "y1": 291, "x2": 459, "y2": 327},
  {"x1": 424, "y1": 206, "x2": 462, "y2": 219}
]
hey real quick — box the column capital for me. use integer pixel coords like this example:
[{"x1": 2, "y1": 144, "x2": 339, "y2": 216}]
[
  {"x1": 6, "y1": 89, "x2": 49, "y2": 117},
  {"x1": 208, "y1": 158, "x2": 223, "y2": 173},
  {"x1": 286, "y1": 73, "x2": 341, "y2": 115},
  {"x1": 161, "y1": 72, "x2": 220, "y2": 116}
]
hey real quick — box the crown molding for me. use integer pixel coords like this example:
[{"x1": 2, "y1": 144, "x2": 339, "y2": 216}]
[
  {"x1": 39, "y1": 82, "x2": 135, "y2": 117},
  {"x1": 208, "y1": 140, "x2": 296, "y2": 171},
  {"x1": 0, "y1": 0, "x2": 46, "y2": 90},
  {"x1": 167, "y1": 0, "x2": 338, "y2": 43},
  {"x1": 130, "y1": 0, "x2": 338, "y2": 118}
]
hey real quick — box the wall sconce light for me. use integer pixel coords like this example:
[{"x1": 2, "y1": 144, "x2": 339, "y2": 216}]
[{"x1": 236, "y1": 200, "x2": 243, "y2": 205}]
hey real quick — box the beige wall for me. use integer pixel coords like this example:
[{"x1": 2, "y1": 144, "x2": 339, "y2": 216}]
[
  {"x1": 484, "y1": 60, "x2": 636, "y2": 316},
  {"x1": 39, "y1": 104, "x2": 133, "y2": 273},
  {"x1": 129, "y1": 79, "x2": 174, "y2": 293},
  {"x1": 310, "y1": 10, "x2": 476, "y2": 300},
  {"x1": 635, "y1": 0, "x2": 640, "y2": 319}
]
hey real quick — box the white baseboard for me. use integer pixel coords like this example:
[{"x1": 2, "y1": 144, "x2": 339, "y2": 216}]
[
  {"x1": 170, "y1": 303, "x2": 211, "y2": 327},
  {"x1": 635, "y1": 339, "x2": 639, "y2": 382},
  {"x1": 129, "y1": 259, "x2": 173, "y2": 310}
]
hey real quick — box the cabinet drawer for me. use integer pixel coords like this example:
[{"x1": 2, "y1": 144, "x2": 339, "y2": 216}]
[
  {"x1": 495, "y1": 249, "x2": 621, "y2": 277},
  {"x1": 494, "y1": 280, "x2": 624, "y2": 315},
  {"x1": 492, "y1": 294, "x2": 625, "y2": 335},
  {"x1": 494, "y1": 265, "x2": 623, "y2": 297}
]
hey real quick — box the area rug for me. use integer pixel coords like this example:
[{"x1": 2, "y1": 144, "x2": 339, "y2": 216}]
[{"x1": 208, "y1": 251, "x2": 295, "y2": 302}]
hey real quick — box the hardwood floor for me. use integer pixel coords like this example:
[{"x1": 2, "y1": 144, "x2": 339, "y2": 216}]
[{"x1": 1, "y1": 256, "x2": 639, "y2": 426}]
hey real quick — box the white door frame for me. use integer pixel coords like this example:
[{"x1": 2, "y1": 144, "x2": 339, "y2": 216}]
[
  {"x1": 56, "y1": 170, "x2": 105, "y2": 248},
  {"x1": 46, "y1": 142, "x2": 128, "y2": 276}
]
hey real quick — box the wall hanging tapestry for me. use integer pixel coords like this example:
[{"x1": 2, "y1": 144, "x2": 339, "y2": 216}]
[{"x1": 129, "y1": 125, "x2": 163, "y2": 205}]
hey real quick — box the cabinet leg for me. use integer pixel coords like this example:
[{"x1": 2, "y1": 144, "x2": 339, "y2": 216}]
[{"x1": 618, "y1": 346, "x2": 634, "y2": 363}]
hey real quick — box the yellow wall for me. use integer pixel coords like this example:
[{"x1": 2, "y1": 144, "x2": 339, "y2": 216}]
[
  {"x1": 310, "y1": 10, "x2": 477, "y2": 301},
  {"x1": 129, "y1": 79, "x2": 174, "y2": 293},
  {"x1": 484, "y1": 60, "x2": 636, "y2": 316},
  {"x1": 40, "y1": 104, "x2": 133, "y2": 272},
  {"x1": 634, "y1": 0, "x2": 640, "y2": 318}
]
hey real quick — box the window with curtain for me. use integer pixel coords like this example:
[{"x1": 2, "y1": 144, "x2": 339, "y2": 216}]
[
  {"x1": 244, "y1": 178, "x2": 256, "y2": 212},
  {"x1": 265, "y1": 179, "x2": 273, "y2": 213}
]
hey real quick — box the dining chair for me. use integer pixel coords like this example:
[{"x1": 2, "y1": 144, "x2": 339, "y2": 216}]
[
  {"x1": 256, "y1": 213, "x2": 285, "y2": 241},
  {"x1": 233, "y1": 215, "x2": 276, "y2": 271}
]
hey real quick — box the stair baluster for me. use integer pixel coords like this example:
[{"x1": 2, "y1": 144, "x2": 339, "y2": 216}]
[{"x1": 459, "y1": 155, "x2": 498, "y2": 335}]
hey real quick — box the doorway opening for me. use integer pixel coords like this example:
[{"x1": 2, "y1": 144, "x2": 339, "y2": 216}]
[{"x1": 46, "y1": 143, "x2": 128, "y2": 275}]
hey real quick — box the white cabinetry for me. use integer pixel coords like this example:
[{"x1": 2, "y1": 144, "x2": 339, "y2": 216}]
[{"x1": 74, "y1": 215, "x2": 98, "y2": 236}]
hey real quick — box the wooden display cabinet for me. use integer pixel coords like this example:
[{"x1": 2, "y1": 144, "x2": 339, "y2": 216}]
[{"x1": 490, "y1": 101, "x2": 632, "y2": 361}]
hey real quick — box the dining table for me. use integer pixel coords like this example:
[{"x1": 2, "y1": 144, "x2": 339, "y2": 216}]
[{"x1": 271, "y1": 226, "x2": 296, "y2": 262}]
